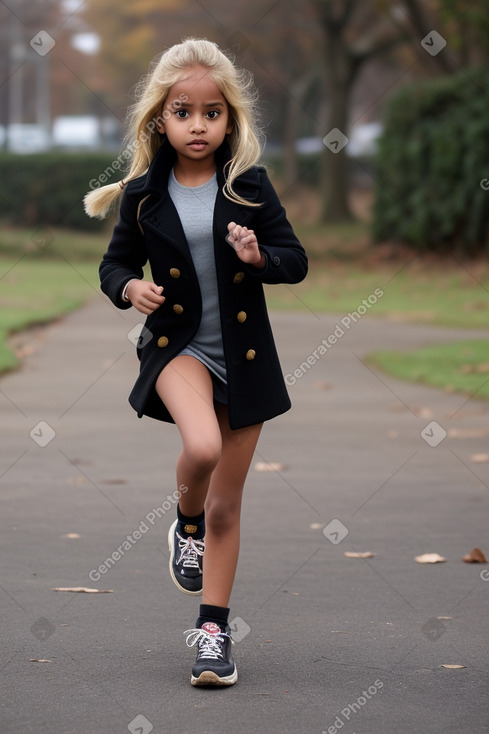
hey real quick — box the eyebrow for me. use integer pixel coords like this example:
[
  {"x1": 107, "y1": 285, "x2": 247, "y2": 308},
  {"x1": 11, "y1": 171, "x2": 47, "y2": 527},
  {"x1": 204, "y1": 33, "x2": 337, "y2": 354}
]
[{"x1": 177, "y1": 101, "x2": 225, "y2": 108}]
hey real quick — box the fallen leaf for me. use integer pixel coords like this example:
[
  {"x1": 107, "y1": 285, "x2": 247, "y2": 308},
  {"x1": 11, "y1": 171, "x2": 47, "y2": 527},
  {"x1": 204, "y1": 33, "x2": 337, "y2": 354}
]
[
  {"x1": 440, "y1": 664, "x2": 466, "y2": 669},
  {"x1": 413, "y1": 406, "x2": 433, "y2": 419},
  {"x1": 310, "y1": 523, "x2": 323, "y2": 530},
  {"x1": 462, "y1": 547, "x2": 487, "y2": 563},
  {"x1": 415, "y1": 553, "x2": 447, "y2": 564},
  {"x1": 344, "y1": 551, "x2": 375, "y2": 559},
  {"x1": 448, "y1": 428, "x2": 489, "y2": 438},
  {"x1": 30, "y1": 659, "x2": 52, "y2": 663},
  {"x1": 61, "y1": 533, "x2": 80, "y2": 539},
  {"x1": 52, "y1": 587, "x2": 113, "y2": 593},
  {"x1": 313, "y1": 381, "x2": 332, "y2": 390},
  {"x1": 470, "y1": 454, "x2": 489, "y2": 463},
  {"x1": 254, "y1": 462, "x2": 284, "y2": 472},
  {"x1": 437, "y1": 616, "x2": 452, "y2": 620}
]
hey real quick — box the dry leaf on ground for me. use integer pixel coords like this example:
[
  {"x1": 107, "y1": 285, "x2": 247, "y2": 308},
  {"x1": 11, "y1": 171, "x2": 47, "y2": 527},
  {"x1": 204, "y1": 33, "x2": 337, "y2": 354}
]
[
  {"x1": 310, "y1": 523, "x2": 323, "y2": 530},
  {"x1": 470, "y1": 454, "x2": 489, "y2": 463},
  {"x1": 61, "y1": 533, "x2": 80, "y2": 539},
  {"x1": 30, "y1": 659, "x2": 53, "y2": 663},
  {"x1": 344, "y1": 551, "x2": 376, "y2": 559},
  {"x1": 462, "y1": 547, "x2": 487, "y2": 563},
  {"x1": 415, "y1": 553, "x2": 447, "y2": 564},
  {"x1": 440, "y1": 664, "x2": 466, "y2": 669},
  {"x1": 52, "y1": 587, "x2": 113, "y2": 593},
  {"x1": 254, "y1": 462, "x2": 284, "y2": 472}
]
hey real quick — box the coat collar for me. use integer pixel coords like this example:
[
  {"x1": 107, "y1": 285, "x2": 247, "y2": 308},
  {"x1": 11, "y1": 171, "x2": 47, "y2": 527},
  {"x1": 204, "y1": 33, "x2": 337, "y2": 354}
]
[{"x1": 134, "y1": 137, "x2": 263, "y2": 260}]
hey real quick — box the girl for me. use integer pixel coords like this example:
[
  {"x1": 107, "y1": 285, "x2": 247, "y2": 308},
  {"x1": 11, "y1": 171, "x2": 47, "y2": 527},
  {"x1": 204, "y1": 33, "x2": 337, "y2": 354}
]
[{"x1": 84, "y1": 38, "x2": 307, "y2": 687}]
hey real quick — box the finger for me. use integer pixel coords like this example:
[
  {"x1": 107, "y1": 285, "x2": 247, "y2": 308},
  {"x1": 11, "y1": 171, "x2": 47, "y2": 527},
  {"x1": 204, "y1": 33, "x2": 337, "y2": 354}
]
[{"x1": 227, "y1": 221, "x2": 237, "y2": 232}]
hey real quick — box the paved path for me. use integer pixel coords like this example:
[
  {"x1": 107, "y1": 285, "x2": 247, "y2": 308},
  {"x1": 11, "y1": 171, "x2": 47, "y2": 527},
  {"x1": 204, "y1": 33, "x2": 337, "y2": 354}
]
[{"x1": 1, "y1": 293, "x2": 489, "y2": 734}]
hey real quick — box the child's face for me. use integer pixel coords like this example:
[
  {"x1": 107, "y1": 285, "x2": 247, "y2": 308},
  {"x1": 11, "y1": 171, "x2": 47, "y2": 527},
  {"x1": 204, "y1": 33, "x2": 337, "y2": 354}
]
[{"x1": 161, "y1": 65, "x2": 233, "y2": 168}]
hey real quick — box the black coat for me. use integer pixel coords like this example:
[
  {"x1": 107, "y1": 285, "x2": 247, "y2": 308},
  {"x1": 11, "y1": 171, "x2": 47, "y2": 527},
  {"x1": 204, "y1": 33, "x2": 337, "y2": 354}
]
[{"x1": 99, "y1": 140, "x2": 308, "y2": 429}]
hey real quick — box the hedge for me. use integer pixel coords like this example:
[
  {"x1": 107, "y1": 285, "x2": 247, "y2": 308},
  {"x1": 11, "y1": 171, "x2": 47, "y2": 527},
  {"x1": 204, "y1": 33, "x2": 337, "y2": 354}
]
[
  {"x1": 0, "y1": 152, "x2": 119, "y2": 231},
  {"x1": 372, "y1": 68, "x2": 489, "y2": 255}
]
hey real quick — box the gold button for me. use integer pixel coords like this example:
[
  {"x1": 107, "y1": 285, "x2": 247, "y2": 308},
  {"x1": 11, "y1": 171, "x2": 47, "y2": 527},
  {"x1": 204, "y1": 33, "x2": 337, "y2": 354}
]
[
  {"x1": 173, "y1": 304, "x2": 184, "y2": 315},
  {"x1": 157, "y1": 336, "x2": 169, "y2": 348},
  {"x1": 237, "y1": 311, "x2": 247, "y2": 323},
  {"x1": 246, "y1": 349, "x2": 256, "y2": 360},
  {"x1": 170, "y1": 268, "x2": 181, "y2": 278},
  {"x1": 233, "y1": 272, "x2": 245, "y2": 284}
]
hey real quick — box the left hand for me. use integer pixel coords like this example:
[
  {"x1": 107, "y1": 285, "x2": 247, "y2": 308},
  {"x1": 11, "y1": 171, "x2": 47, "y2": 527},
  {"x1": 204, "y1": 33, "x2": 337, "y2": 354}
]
[{"x1": 227, "y1": 222, "x2": 265, "y2": 268}]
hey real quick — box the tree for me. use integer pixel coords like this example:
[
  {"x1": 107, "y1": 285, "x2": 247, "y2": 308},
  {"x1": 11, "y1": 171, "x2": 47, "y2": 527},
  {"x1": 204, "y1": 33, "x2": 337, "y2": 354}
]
[
  {"x1": 313, "y1": 0, "x2": 489, "y2": 223},
  {"x1": 313, "y1": 0, "x2": 409, "y2": 222}
]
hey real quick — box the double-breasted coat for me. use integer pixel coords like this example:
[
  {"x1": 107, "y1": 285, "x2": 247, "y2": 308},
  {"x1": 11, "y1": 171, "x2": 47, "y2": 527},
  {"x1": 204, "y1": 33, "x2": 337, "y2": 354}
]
[{"x1": 99, "y1": 140, "x2": 308, "y2": 429}]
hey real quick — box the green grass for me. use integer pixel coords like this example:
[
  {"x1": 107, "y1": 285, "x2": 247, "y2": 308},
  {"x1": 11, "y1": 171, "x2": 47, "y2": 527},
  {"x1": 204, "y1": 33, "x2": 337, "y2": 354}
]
[
  {"x1": 0, "y1": 255, "x2": 99, "y2": 372},
  {"x1": 367, "y1": 340, "x2": 489, "y2": 400},
  {"x1": 1, "y1": 223, "x2": 489, "y2": 406},
  {"x1": 265, "y1": 261, "x2": 489, "y2": 328}
]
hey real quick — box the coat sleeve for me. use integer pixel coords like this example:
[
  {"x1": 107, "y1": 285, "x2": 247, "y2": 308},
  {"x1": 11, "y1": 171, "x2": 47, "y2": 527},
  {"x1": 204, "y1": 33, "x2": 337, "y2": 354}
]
[
  {"x1": 242, "y1": 168, "x2": 308, "y2": 285},
  {"x1": 99, "y1": 187, "x2": 148, "y2": 309}
]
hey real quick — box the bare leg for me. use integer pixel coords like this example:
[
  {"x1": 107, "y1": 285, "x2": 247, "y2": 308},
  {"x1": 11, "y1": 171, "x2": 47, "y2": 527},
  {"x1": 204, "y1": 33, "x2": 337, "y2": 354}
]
[
  {"x1": 202, "y1": 402, "x2": 263, "y2": 608},
  {"x1": 155, "y1": 356, "x2": 222, "y2": 517}
]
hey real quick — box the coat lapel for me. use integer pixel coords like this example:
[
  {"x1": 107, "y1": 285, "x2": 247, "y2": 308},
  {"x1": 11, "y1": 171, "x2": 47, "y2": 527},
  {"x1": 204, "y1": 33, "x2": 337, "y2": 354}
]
[{"x1": 135, "y1": 138, "x2": 263, "y2": 260}]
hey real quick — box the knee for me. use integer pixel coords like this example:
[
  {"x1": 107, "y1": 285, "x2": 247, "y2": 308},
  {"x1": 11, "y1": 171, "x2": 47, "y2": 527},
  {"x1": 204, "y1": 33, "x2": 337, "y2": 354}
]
[
  {"x1": 205, "y1": 497, "x2": 241, "y2": 535},
  {"x1": 184, "y1": 439, "x2": 221, "y2": 476}
]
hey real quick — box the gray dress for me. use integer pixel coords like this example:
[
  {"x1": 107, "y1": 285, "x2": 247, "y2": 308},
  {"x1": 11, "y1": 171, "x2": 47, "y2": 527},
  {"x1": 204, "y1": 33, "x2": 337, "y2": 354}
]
[{"x1": 168, "y1": 169, "x2": 228, "y2": 404}]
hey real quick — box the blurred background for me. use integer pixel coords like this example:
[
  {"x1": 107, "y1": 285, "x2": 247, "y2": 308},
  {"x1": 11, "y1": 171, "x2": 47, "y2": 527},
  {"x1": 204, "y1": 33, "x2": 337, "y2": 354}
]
[{"x1": 1, "y1": 0, "x2": 489, "y2": 397}]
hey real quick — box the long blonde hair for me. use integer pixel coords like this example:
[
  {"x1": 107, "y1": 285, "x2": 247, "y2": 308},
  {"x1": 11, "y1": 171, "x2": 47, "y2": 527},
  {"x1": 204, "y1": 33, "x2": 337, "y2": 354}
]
[{"x1": 84, "y1": 38, "x2": 263, "y2": 219}]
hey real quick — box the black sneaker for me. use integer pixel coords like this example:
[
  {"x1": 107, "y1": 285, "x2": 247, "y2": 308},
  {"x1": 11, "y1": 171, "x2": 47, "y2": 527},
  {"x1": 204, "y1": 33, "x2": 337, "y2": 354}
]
[
  {"x1": 168, "y1": 519, "x2": 204, "y2": 595},
  {"x1": 184, "y1": 622, "x2": 237, "y2": 686}
]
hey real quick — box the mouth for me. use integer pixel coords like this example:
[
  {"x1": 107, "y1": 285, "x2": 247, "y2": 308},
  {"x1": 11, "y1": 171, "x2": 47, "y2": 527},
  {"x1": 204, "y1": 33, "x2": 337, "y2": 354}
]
[{"x1": 187, "y1": 139, "x2": 208, "y2": 150}]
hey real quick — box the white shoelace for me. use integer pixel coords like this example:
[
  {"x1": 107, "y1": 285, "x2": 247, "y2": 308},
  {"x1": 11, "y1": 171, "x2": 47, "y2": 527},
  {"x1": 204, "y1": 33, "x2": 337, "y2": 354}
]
[
  {"x1": 176, "y1": 532, "x2": 205, "y2": 569},
  {"x1": 184, "y1": 628, "x2": 231, "y2": 659}
]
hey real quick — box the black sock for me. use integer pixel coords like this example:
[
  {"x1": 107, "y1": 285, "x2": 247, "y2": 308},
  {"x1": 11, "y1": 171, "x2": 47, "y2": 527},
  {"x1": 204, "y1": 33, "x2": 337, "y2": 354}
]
[
  {"x1": 176, "y1": 504, "x2": 205, "y2": 535},
  {"x1": 196, "y1": 604, "x2": 229, "y2": 630}
]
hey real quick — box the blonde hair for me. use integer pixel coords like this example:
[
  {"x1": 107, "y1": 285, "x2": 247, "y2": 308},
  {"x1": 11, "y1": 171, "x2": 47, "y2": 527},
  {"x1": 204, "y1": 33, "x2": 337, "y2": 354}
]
[{"x1": 84, "y1": 38, "x2": 263, "y2": 219}]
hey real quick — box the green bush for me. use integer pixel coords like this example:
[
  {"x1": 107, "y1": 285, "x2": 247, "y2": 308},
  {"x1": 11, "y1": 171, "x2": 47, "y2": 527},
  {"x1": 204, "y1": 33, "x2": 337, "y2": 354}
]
[
  {"x1": 372, "y1": 68, "x2": 489, "y2": 255},
  {"x1": 0, "y1": 152, "x2": 120, "y2": 231}
]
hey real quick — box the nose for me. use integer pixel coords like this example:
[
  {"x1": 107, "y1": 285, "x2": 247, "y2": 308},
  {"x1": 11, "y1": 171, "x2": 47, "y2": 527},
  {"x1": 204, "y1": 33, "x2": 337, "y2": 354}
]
[{"x1": 190, "y1": 115, "x2": 206, "y2": 134}]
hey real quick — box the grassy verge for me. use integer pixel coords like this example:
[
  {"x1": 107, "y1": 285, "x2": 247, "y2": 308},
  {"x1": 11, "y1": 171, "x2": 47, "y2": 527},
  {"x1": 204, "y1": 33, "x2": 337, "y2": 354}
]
[
  {"x1": 1, "y1": 223, "x2": 489, "y2": 405},
  {"x1": 0, "y1": 256, "x2": 99, "y2": 372},
  {"x1": 367, "y1": 340, "x2": 489, "y2": 400}
]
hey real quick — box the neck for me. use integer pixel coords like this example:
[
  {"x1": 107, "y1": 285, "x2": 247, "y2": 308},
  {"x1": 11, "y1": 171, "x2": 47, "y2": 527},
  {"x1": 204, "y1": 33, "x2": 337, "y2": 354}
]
[{"x1": 173, "y1": 157, "x2": 216, "y2": 187}]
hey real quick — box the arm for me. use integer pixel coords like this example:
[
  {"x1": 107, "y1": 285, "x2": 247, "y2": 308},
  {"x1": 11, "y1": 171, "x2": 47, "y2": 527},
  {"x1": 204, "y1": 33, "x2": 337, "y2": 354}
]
[
  {"x1": 229, "y1": 169, "x2": 308, "y2": 285},
  {"x1": 99, "y1": 187, "x2": 150, "y2": 309}
]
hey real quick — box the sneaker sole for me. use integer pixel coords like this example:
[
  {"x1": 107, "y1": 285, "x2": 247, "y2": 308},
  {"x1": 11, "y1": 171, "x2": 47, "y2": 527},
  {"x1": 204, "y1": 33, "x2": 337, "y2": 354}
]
[
  {"x1": 168, "y1": 519, "x2": 202, "y2": 596},
  {"x1": 191, "y1": 667, "x2": 238, "y2": 686}
]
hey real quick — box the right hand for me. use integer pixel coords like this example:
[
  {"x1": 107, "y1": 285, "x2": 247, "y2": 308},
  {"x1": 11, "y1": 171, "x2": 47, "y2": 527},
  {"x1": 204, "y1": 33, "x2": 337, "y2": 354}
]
[{"x1": 126, "y1": 279, "x2": 165, "y2": 315}]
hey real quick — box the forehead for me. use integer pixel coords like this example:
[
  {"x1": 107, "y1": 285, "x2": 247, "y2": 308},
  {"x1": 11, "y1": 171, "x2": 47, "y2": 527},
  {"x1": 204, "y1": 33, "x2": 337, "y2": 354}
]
[{"x1": 169, "y1": 66, "x2": 226, "y2": 103}]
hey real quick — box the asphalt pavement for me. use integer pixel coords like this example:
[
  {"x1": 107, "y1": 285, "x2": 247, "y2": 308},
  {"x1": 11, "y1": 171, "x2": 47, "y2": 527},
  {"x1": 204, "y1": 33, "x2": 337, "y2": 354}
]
[{"x1": 1, "y1": 289, "x2": 489, "y2": 734}]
